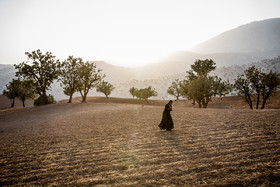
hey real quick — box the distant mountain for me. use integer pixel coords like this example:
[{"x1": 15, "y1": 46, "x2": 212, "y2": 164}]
[
  {"x1": 212, "y1": 56, "x2": 280, "y2": 84},
  {"x1": 191, "y1": 18, "x2": 280, "y2": 57},
  {"x1": 118, "y1": 56, "x2": 280, "y2": 99},
  {"x1": 92, "y1": 19, "x2": 280, "y2": 80},
  {"x1": 149, "y1": 51, "x2": 264, "y2": 74}
]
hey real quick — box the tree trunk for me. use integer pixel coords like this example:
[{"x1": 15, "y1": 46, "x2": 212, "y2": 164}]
[
  {"x1": 261, "y1": 92, "x2": 270, "y2": 109},
  {"x1": 82, "y1": 93, "x2": 87, "y2": 103},
  {"x1": 22, "y1": 99, "x2": 25, "y2": 107},
  {"x1": 81, "y1": 86, "x2": 88, "y2": 103},
  {"x1": 261, "y1": 99, "x2": 266, "y2": 109},
  {"x1": 11, "y1": 98, "x2": 15, "y2": 108},
  {"x1": 204, "y1": 98, "x2": 209, "y2": 108},
  {"x1": 247, "y1": 99, "x2": 253, "y2": 109},
  {"x1": 82, "y1": 96, "x2": 86, "y2": 102},
  {"x1": 256, "y1": 91, "x2": 260, "y2": 109},
  {"x1": 68, "y1": 93, "x2": 73, "y2": 103},
  {"x1": 42, "y1": 91, "x2": 48, "y2": 105},
  {"x1": 198, "y1": 101, "x2": 202, "y2": 108},
  {"x1": 192, "y1": 100, "x2": 196, "y2": 105},
  {"x1": 202, "y1": 100, "x2": 206, "y2": 108},
  {"x1": 245, "y1": 93, "x2": 253, "y2": 110}
]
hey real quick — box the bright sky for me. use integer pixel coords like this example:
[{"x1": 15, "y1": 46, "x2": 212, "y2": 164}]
[{"x1": 0, "y1": 0, "x2": 280, "y2": 67}]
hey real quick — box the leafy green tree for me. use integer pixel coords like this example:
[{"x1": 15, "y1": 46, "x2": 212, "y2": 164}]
[
  {"x1": 187, "y1": 76, "x2": 214, "y2": 108},
  {"x1": 14, "y1": 49, "x2": 61, "y2": 105},
  {"x1": 234, "y1": 67, "x2": 280, "y2": 109},
  {"x1": 77, "y1": 61, "x2": 104, "y2": 102},
  {"x1": 134, "y1": 86, "x2": 157, "y2": 102},
  {"x1": 96, "y1": 81, "x2": 114, "y2": 98},
  {"x1": 179, "y1": 79, "x2": 196, "y2": 104},
  {"x1": 212, "y1": 77, "x2": 232, "y2": 99},
  {"x1": 183, "y1": 59, "x2": 230, "y2": 108},
  {"x1": 234, "y1": 75, "x2": 254, "y2": 109},
  {"x1": 17, "y1": 79, "x2": 36, "y2": 107},
  {"x1": 260, "y1": 71, "x2": 280, "y2": 109},
  {"x1": 167, "y1": 79, "x2": 182, "y2": 100},
  {"x1": 245, "y1": 66, "x2": 262, "y2": 109},
  {"x1": 60, "y1": 56, "x2": 81, "y2": 103},
  {"x1": 2, "y1": 79, "x2": 20, "y2": 107},
  {"x1": 189, "y1": 59, "x2": 216, "y2": 77},
  {"x1": 179, "y1": 79, "x2": 189, "y2": 98},
  {"x1": 129, "y1": 87, "x2": 137, "y2": 98}
]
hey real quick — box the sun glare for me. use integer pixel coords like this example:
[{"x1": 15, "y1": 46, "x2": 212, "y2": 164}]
[
  {"x1": 1, "y1": 0, "x2": 280, "y2": 67},
  {"x1": 99, "y1": 45, "x2": 181, "y2": 68}
]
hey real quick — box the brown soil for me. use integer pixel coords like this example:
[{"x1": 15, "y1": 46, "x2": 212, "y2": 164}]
[{"x1": 0, "y1": 100, "x2": 280, "y2": 186}]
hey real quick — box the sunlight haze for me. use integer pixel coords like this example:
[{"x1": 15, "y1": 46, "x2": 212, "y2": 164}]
[{"x1": 1, "y1": 0, "x2": 280, "y2": 67}]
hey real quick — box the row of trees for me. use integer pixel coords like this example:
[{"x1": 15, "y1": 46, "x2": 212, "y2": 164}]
[
  {"x1": 3, "y1": 79, "x2": 35, "y2": 107},
  {"x1": 128, "y1": 60, "x2": 230, "y2": 106},
  {"x1": 3, "y1": 49, "x2": 115, "y2": 107},
  {"x1": 3, "y1": 52, "x2": 279, "y2": 109},
  {"x1": 166, "y1": 59, "x2": 280, "y2": 109},
  {"x1": 234, "y1": 66, "x2": 280, "y2": 109}
]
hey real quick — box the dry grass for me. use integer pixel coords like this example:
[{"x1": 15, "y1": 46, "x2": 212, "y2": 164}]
[{"x1": 0, "y1": 101, "x2": 280, "y2": 186}]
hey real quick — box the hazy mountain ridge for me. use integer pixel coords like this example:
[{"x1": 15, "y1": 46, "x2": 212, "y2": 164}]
[
  {"x1": 192, "y1": 18, "x2": 280, "y2": 56},
  {"x1": 212, "y1": 56, "x2": 280, "y2": 83},
  {"x1": 102, "y1": 51, "x2": 270, "y2": 81},
  {"x1": 117, "y1": 56, "x2": 280, "y2": 99}
]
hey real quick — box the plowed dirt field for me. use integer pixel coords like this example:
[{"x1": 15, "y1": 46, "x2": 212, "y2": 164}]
[{"x1": 0, "y1": 101, "x2": 280, "y2": 186}]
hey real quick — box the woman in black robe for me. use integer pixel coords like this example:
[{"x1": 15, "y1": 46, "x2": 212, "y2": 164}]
[{"x1": 158, "y1": 100, "x2": 174, "y2": 131}]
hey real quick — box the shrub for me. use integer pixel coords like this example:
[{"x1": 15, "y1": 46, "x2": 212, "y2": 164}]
[{"x1": 34, "y1": 94, "x2": 56, "y2": 106}]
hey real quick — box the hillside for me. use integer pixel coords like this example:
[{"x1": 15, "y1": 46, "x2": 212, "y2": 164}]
[
  {"x1": 0, "y1": 102, "x2": 280, "y2": 186},
  {"x1": 192, "y1": 18, "x2": 280, "y2": 57}
]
